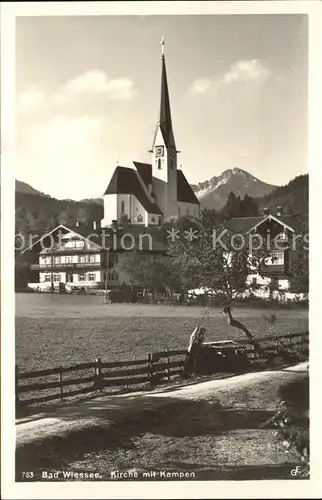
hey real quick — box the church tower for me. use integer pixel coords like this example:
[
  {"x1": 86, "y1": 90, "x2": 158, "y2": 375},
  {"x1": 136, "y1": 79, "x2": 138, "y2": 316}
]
[{"x1": 151, "y1": 37, "x2": 178, "y2": 221}]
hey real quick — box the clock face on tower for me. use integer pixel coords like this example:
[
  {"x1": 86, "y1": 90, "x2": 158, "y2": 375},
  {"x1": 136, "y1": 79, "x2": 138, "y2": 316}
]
[{"x1": 155, "y1": 145, "x2": 164, "y2": 157}]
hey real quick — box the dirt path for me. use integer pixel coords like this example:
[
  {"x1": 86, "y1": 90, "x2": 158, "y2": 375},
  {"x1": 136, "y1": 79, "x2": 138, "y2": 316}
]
[{"x1": 16, "y1": 363, "x2": 308, "y2": 479}]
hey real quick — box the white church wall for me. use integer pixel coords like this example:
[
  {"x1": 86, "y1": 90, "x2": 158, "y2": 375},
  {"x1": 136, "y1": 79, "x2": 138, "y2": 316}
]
[
  {"x1": 152, "y1": 129, "x2": 168, "y2": 183},
  {"x1": 130, "y1": 195, "x2": 146, "y2": 224},
  {"x1": 117, "y1": 194, "x2": 131, "y2": 221},
  {"x1": 101, "y1": 194, "x2": 118, "y2": 227}
]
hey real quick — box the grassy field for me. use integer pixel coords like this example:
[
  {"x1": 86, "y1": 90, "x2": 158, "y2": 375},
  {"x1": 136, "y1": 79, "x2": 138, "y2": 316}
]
[{"x1": 15, "y1": 293, "x2": 309, "y2": 372}]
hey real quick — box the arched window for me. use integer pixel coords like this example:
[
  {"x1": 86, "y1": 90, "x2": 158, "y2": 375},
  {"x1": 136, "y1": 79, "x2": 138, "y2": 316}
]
[
  {"x1": 157, "y1": 159, "x2": 161, "y2": 170},
  {"x1": 121, "y1": 200, "x2": 125, "y2": 215}
]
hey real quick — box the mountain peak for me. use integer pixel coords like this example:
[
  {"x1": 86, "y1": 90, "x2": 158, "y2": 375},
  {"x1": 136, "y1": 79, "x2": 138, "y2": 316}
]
[{"x1": 192, "y1": 168, "x2": 277, "y2": 210}]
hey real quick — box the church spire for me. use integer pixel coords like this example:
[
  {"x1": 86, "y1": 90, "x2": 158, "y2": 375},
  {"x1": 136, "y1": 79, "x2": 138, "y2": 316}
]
[{"x1": 159, "y1": 36, "x2": 175, "y2": 147}]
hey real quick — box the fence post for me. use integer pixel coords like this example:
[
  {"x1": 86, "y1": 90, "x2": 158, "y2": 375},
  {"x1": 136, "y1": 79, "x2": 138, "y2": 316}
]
[
  {"x1": 165, "y1": 348, "x2": 170, "y2": 381},
  {"x1": 15, "y1": 365, "x2": 20, "y2": 413},
  {"x1": 94, "y1": 358, "x2": 103, "y2": 390},
  {"x1": 289, "y1": 333, "x2": 292, "y2": 350},
  {"x1": 58, "y1": 366, "x2": 64, "y2": 402},
  {"x1": 147, "y1": 352, "x2": 154, "y2": 385}
]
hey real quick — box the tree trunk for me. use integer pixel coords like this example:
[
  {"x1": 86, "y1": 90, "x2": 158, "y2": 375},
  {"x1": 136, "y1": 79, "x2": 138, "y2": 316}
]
[{"x1": 222, "y1": 303, "x2": 261, "y2": 352}]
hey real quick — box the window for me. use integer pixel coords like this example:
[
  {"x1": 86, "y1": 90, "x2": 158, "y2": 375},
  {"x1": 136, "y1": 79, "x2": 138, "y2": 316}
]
[
  {"x1": 54, "y1": 257, "x2": 60, "y2": 264},
  {"x1": 88, "y1": 273, "x2": 95, "y2": 281},
  {"x1": 137, "y1": 214, "x2": 143, "y2": 223},
  {"x1": 54, "y1": 274, "x2": 61, "y2": 282},
  {"x1": 44, "y1": 274, "x2": 51, "y2": 282},
  {"x1": 277, "y1": 231, "x2": 288, "y2": 241},
  {"x1": 157, "y1": 159, "x2": 161, "y2": 170},
  {"x1": 79, "y1": 274, "x2": 85, "y2": 282},
  {"x1": 76, "y1": 240, "x2": 85, "y2": 248},
  {"x1": 90, "y1": 254, "x2": 96, "y2": 263},
  {"x1": 108, "y1": 272, "x2": 118, "y2": 282},
  {"x1": 252, "y1": 277, "x2": 257, "y2": 286},
  {"x1": 121, "y1": 200, "x2": 125, "y2": 215},
  {"x1": 151, "y1": 216, "x2": 156, "y2": 223},
  {"x1": 79, "y1": 255, "x2": 85, "y2": 263},
  {"x1": 270, "y1": 252, "x2": 284, "y2": 265},
  {"x1": 65, "y1": 256, "x2": 73, "y2": 264}
]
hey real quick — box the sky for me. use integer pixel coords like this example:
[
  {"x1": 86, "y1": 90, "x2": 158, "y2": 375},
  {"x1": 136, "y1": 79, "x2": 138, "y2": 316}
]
[{"x1": 16, "y1": 14, "x2": 308, "y2": 200}]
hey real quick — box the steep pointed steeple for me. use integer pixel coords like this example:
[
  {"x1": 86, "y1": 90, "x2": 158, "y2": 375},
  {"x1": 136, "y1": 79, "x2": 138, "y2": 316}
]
[{"x1": 158, "y1": 36, "x2": 176, "y2": 148}]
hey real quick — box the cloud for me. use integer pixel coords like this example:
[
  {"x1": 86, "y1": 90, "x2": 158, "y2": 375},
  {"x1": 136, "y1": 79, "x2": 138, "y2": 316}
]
[
  {"x1": 223, "y1": 59, "x2": 270, "y2": 84},
  {"x1": 190, "y1": 59, "x2": 270, "y2": 94},
  {"x1": 16, "y1": 90, "x2": 45, "y2": 115},
  {"x1": 190, "y1": 78, "x2": 213, "y2": 94},
  {"x1": 57, "y1": 71, "x2": 136, "y2": 102}
]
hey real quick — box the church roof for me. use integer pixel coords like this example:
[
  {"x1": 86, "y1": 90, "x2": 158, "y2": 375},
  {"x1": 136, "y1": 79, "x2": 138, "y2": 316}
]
[
  {"x1": 104, "y1": 164, "x2": 199, "y2": 209},
  {"x1": 158, "y1": 55, "x2": 175, "y2": 149},
  {"x1": 104, "y1": 166, "x2": 162, "y2": 215},
  {"x1": 177, "y1": 170, "x2": 200, "y2": 205},
  {"x1": 133, "y1": 161, "x2": 152, "y2": 187},
  {"x1": 151, "y1": 54, "x2": 176, "y2": 150}
]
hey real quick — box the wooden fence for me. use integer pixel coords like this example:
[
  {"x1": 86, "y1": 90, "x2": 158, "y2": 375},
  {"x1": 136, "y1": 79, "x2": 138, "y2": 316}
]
[
  {"x1": 16, "y1": 348, "x2": 186, "y2": 408},
  {"x1": 16, "y1": 331, "x2": 309, "y2": 408}
]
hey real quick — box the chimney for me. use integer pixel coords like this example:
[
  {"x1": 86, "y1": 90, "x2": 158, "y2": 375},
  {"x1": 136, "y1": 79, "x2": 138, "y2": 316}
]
[
  {"x1": 263, "y1": 208, "x2": 270, "y2": 216},
  {"x1": 76, "y1": 221, "x2": 80, "y2": 227},
  {"x1": 93, "y1": 221, "x2": 97, "y2": 231},
  {"x1": 276, "y1": 205, "x2": 283, "y2": 217}
]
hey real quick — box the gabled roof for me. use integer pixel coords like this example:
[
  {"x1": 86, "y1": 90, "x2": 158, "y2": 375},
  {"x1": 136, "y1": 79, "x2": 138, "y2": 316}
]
[
  {"x1": 133, "y1": 162, "x2": 152, "y2": 188},
  {"x1": 177, "y1": 170, "x2": 200, "y2": 205},
  {"x1": 223, "y1": 214, "x2": 309, "y2": 235},
  {"x1": 23, "y1": 224, "x2": 168, "y2": 255},
  {"x1": 22, "y1": 224, "x2": 104, "y2": 254},
  {"x1": 104, "y1": 166, "x2": 162, "y2": 215}
]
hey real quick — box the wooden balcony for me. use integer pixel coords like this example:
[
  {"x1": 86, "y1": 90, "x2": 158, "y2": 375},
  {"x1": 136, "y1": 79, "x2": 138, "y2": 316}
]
[{"x1": 31, "y1": 262, "x2": 101, "y2": 271}]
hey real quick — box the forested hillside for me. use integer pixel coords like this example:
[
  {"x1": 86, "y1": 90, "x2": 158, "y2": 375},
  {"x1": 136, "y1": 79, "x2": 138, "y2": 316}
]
[
  {"x1": 15, "y1": 191, "x2": 103, "y2": 237},
  {"x1": 256, "y1": 174, "x2": 308, "y2": 215}
]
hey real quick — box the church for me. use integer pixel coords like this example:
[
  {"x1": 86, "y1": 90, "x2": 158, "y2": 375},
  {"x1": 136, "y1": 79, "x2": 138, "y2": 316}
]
[{"x1": 101, "y1": 39, "x2": 200, "y2": 228}]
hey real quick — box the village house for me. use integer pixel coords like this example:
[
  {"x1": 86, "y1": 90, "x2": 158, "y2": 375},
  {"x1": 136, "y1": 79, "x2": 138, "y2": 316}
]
[
  {"x1": 221, "y1": 206, "x2": 308, "y2": 297},
  {"x1": 24, "y1": 223, "x2": 167, "y2": 292}
]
